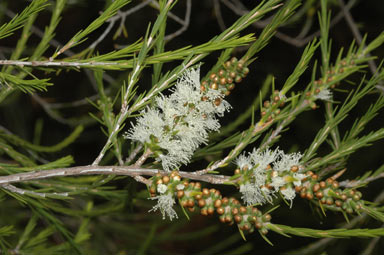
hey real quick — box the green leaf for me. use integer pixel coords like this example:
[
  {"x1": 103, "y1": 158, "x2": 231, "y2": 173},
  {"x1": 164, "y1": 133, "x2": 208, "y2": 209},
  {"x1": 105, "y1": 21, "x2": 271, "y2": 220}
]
[{"x1": 0, "y1": 0, "x2": 49, "y2": 39}]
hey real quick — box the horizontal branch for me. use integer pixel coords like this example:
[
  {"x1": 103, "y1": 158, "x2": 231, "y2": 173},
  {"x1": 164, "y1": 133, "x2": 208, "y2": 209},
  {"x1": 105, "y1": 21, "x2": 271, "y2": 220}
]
[
  {"x1": 0, "y1": 59, "x2": 125, "y2": 68},
  {"x1": 0, "y1": 165, "x2": 231, "y2": 186},
  {"x1": 1, "y1": 183, "x2": 69, "y2": 198}
]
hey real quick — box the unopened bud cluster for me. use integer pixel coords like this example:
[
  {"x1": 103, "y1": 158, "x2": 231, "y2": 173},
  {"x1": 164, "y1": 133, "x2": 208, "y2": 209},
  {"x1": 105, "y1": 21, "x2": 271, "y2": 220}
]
[
  {"x1": 306, "y1": 55, "x2": 358, "y2": 108},
  {"x1": 297, "y1": 171, "x2": 363, "y2": 214},
  {"x1": 147, "y1": 165, "x2": 364, "y2": 236},
  {"x1": 201, "y1": 57, "x2": 249, "y2": 97},
  {"x1": 260, "y1": 90, "x2": 285, "y2": 122},
  {"x1": 148, "y1": 171, "x2": 272, "y2": 235}
]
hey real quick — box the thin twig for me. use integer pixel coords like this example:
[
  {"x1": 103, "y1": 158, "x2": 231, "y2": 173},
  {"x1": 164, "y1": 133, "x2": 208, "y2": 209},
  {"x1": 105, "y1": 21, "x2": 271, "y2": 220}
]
[
  {"x1": 125, "y1": 144, "x2": 143, "y2": 164},
  {"x1": 194, "y1": 119, "x2": 275, "y2": 175},
  {"x1": 132, "y1": 148, "x2": 153, "y2": 184},
  {"x1": 0, "y1": 59, "x2": 127, "y2": 68},
  {"x1": 337, "y1": 0, "x2": 383, "y2": 92},
  {"x1": 87, "y1": 0, "x2": 153, "y2": 49},
  {"x1": 89, "y1": 20, "x2": 116, "y2": 49},
  {"x1": 339, "y1": 172, "x2": 384, "y2": 188},
  {"x1": 133, "y1": 149, "x2": 153, "y2": 167},
  {"x1": 213, "y1": 0, "x2": 226, "y2": 32},
  {"x1": 109, "y1": 0, "x2": 190, "y2": 48},
  {"x1": 32, "y1": 94, "x2": 74, "y2": 125},
  {"x1": 221, "y1": 0, "x2": 356, "y2": 48},
  {"x1": 260, "y1": 100, "x2": 310, "y2": 150},
  {"x1": 149, "y1": 0, "x2": 185, "y2": 25},
  {"x1": 318, "y1": 162, "x2": 344, "y2": 177},
  {"x1": 164, "y1": 0, "x2": 192, "y2": 41},
  {"x1": 109, "y1": 0, "x2": 153, "y2": 23},
  {"x1": 360, "y1": 225, "x2": 383, "y2": 255},
  {"x1": 48, "y1": 93, "x2": 101, "y2": 109},
  {"x1": 0, "y1": 165, "x2": 231, "y2": 186},
  {"x1": 4, "y1": 7, "x2": 117, "y2": 80},
  {"x1": 1, "y1": 183, "x2": 69, "y2": 198}
]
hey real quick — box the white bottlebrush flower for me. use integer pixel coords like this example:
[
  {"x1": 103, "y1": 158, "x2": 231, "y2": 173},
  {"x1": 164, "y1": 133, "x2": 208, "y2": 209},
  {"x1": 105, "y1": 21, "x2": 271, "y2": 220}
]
[
  {"x1": 236, "y1": 148, "x2": 280, "y2": 205},
  {"x1": 315, "y1": 88, "x2": 333, "y2": 101},
  {"x1": 278, "y1": 91, "x2": 287, "y2": 101},
  {"x1": 157, "y1": 183, "x2": 168, "y2": 194},
  {"x1": 261, "y1": 186, "x2": 273, "y2": 203},
  {"x1": 239, "y1": 182, "x2": 266, "y2": 205},
  {"x1": 252, "y1": 168, "x2": 267, "y2": 188},
  {"x1": 236, "y1": 154, "x2": 252, "y2": 170},
  {"x1": 250, "y1": 148, "x2": 281, "y2": 171},
  {"x1": 149, "y1": 193, "x2": 178, "y2": 221},
  {"x1": 125, "y1": 66, "x2": 231, "y2": 171},
  {"x1": 293, "y1": 173, "x2": 307, "y2": 187},
  {"x1": 235, "y1": 148, "x2": 304, "y2": 206},
  {"x1": 176, "y1": 184, "x2": 185, "y2": 190},
  {"x1": 271, "y1": 176, "x2": 285, "y2": 191},
  {"x1": 281, "y1": 187, "x2": 296, "y2": 208},
  {"x1": 273, "y1": 151, "x2": 303, "y2": 172},
  {"x1": 123, "y1": 108, "x2": 165, "y2": 143},
  {"x1": 250, "y1": 148, "x2": 281, "y2": 187}
]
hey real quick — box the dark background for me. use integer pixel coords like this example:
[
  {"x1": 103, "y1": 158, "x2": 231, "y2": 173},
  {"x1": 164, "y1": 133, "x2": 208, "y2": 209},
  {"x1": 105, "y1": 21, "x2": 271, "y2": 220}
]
[{"x1": 1, "y1": 0, "x2": 384, "y2": 254}]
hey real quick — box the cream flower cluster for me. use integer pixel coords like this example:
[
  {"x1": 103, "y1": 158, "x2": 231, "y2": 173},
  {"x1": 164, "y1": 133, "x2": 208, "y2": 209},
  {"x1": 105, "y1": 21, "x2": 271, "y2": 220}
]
[
  {"x1": 125, "y1": 67, "x2": 231, "y2": 171},
  {"x1": 236, "y1": 148, "x2": 306, "y2": 207},
  {"x1": 149, "y1": 183, "x2": 178, "y2": 221},
  {"x1": 315, "y1": 88, "x2": 333, "y2": 101}
]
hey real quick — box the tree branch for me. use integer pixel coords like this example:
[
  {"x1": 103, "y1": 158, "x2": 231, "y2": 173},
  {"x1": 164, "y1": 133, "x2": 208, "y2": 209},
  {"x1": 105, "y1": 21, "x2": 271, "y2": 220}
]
[{"x1": 0, "y1": 165, "x2": 231, "y2": 186}]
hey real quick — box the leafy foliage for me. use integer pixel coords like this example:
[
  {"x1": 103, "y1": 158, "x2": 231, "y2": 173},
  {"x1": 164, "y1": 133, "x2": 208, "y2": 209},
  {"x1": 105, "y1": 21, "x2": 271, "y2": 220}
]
[{"x1": 0, "y1": 0, "x2": 384, "y2": 254}]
